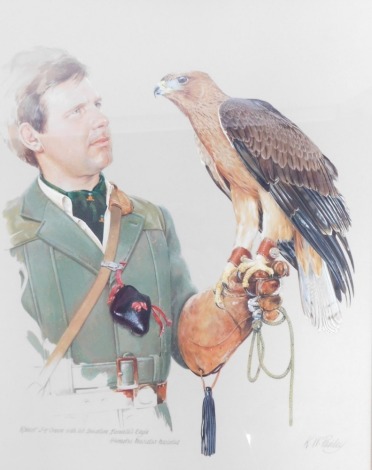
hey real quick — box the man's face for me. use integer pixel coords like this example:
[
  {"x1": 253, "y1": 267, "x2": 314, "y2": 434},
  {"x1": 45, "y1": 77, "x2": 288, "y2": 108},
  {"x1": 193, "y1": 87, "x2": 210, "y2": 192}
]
[{"x1": 37, "y1": 77, "x2": 112, "y2": 182}]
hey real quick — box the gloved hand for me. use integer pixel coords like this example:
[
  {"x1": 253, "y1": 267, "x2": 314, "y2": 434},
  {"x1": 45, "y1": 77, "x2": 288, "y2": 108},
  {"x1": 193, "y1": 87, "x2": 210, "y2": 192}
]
[{"x1": 178, "y1": 256, "x2": 289, "y2": 376}]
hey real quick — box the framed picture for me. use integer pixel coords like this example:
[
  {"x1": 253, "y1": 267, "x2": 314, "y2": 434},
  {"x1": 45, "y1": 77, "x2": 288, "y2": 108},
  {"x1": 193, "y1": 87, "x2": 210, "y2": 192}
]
[{"x1": 0, "y1": 1, "x2": 370, "y2": 469}]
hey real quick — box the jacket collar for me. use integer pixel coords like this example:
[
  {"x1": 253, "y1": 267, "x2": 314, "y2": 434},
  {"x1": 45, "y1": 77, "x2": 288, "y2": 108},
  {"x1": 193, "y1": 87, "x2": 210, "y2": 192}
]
[{"x1": 21, "y1": 179, "x2": 144, "y2": 275}]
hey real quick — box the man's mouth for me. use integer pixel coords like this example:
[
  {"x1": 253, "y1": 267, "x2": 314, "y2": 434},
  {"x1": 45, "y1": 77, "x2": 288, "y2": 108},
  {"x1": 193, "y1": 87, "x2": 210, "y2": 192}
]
[{"x1": 90, "y1": 135, "x2": 110, "y2": 147}]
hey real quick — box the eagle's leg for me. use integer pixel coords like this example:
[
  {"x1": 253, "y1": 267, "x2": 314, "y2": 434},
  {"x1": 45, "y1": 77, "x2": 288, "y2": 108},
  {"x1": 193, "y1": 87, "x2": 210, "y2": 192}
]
[{"x1": 214, "y1": 190, "x2": 262, "y2": 307}]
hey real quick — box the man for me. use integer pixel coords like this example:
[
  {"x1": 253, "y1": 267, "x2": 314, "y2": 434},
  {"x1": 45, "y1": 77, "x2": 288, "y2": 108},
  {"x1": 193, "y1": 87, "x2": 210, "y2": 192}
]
[{"x1": 1, "y1": 47, "x2": 281, "y2": 430}]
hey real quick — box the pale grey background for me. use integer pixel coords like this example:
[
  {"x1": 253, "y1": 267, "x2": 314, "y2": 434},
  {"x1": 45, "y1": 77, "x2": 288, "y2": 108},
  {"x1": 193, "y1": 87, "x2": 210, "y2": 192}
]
[{"x1": 0, "y1": 1, "x2": 371, "y2": 469}]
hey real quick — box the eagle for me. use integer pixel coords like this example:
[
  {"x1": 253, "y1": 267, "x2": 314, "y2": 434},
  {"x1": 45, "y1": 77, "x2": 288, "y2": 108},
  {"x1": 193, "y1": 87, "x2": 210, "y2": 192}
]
[{"x1": 154, "y1": 72, "x2": 353, "y2": 331}]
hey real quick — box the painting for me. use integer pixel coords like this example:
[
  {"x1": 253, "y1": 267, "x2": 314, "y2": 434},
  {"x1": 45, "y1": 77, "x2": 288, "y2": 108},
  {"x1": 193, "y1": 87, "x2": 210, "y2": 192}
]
[{"x1": 0, "y1": 1, "x2": 370, "y2": 469}]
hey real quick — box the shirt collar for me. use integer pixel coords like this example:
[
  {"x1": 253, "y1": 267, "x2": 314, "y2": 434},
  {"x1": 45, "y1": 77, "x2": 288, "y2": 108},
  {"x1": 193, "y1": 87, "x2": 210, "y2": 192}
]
[{"x1": 37, "y1": 175, "x2": 113, "y2": 213}]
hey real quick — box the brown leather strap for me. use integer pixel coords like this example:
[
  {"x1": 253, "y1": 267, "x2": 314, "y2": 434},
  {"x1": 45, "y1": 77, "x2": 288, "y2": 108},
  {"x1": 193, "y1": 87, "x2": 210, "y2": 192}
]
[
  {"x1": 257, "y1": 238, "x2": 279, "y2": 262},
  {"x1": 228, "y1": 246, "x2": 252, "y2": 266},
  {"x1": 36, "y1": 186, "x2": 132, "y2": 391}
]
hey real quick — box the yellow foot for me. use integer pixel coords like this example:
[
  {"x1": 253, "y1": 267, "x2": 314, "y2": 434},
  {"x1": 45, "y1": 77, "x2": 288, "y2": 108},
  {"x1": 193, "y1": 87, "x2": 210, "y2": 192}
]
[{"x1": 238, "y1": 255, "x2": 274, "y2": 288}]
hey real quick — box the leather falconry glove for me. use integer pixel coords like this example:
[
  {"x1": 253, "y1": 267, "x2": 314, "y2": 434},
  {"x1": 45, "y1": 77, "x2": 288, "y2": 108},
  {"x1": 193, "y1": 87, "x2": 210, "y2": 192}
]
[{"x1": 178, "y1": 242, "x2": 289, "y2": 377}]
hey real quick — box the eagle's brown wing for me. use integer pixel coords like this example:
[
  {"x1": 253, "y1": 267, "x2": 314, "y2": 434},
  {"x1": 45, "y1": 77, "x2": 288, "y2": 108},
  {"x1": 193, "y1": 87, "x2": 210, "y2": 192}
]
[
  {"x1": 220, "y1": 98, "x2": 339, "y2": 196},
  {"x1": 219, "y1": 98, "x2": 353, "y2": 301}
]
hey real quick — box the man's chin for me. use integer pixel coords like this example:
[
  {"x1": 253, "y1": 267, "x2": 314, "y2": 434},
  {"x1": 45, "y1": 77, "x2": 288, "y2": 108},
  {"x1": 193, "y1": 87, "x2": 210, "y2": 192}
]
[{"x1": 93, "y1": 149, "x2": 113, "y2": 172}]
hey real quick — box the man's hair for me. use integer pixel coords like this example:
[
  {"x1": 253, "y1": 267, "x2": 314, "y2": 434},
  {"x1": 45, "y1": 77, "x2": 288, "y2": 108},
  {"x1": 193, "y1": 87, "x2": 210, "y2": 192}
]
[{"x1": 0, "y1": 47, "x2": 87, "y2": 167}]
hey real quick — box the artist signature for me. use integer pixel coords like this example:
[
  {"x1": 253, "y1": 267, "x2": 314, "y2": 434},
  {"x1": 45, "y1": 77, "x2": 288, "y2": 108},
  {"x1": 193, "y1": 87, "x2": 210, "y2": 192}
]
[{"x1": 304, "y1": 435, "x2": 345, "y2": 453}]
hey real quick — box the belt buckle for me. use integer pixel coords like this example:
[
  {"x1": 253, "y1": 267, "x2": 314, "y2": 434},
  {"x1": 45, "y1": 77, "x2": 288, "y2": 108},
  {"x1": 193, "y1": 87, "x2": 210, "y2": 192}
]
[
  {"x1": 116, "y1": 356, "x2": 139, "y2": 393},
  {"x1": 116, "y1": 356, "x2": 158, "y2": 407}
]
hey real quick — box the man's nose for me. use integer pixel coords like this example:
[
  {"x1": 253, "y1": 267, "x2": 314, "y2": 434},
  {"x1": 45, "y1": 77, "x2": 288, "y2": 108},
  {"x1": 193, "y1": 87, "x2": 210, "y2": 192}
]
[{"x1": 91, "y1": 108, "x2": 109, "y2": 129}]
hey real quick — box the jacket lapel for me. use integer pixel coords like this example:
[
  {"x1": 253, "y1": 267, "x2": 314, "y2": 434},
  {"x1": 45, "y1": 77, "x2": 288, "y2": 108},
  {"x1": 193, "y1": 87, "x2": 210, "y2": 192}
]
[{"x1": 21, "y1": 179, "x2": 145, "y2": 275}]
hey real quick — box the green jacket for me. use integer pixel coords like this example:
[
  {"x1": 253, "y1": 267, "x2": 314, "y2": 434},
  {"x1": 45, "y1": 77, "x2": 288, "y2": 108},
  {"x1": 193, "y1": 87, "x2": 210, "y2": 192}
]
[{"x1": 4, "y1": 179, "x2": 196, "y2": 393}]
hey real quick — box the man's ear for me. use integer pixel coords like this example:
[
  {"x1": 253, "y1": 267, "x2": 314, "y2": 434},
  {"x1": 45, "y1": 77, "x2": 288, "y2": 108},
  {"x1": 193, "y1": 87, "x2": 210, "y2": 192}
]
[{"x1": 18, "y1": 122, "x2": 43, "y2": 153}]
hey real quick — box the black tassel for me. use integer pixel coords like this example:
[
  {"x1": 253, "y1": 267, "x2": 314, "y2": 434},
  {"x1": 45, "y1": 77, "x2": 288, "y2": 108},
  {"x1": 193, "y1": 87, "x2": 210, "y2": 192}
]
[{"x1": 201, "y1": 386, "x2": 216, "y2": 456}]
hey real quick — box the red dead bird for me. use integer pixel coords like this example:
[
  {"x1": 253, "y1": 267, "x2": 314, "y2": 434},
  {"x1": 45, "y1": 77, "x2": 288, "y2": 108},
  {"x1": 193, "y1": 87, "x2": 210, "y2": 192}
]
[{"x1": 155, "y1": 72, "x2": 353, "y2": 331}]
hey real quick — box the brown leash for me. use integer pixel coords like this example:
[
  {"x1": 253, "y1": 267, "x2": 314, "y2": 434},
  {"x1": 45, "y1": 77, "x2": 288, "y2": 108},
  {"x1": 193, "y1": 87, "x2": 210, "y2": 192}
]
[{"x1": 36, "y1": 185, "x2": 132, "y2": 392}]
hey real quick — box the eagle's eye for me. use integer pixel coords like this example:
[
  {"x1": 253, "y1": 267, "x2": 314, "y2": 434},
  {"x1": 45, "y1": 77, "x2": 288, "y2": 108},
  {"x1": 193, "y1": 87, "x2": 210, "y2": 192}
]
[{"x1": 177, "y1": 76, "x2": 188, "y2": 85}]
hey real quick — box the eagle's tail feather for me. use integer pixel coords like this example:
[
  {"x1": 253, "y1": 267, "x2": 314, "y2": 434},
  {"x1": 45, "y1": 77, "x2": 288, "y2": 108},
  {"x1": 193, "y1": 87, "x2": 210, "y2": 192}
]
[{"x1": 298, "y1": 260, "x2": 342, "y2": 332}]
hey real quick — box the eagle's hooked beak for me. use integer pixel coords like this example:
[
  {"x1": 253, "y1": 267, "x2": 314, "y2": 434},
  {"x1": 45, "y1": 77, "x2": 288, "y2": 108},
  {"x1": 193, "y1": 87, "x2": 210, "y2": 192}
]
[
  {"x1": 154, "y1": 80, "x2": 167, "y2": 97},
  {"x1": 154, "y1": 78, "x2": 183, "y2": 97}
]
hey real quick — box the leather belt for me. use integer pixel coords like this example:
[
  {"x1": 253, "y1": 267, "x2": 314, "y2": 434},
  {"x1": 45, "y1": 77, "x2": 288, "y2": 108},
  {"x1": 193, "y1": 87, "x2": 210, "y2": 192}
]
[{"x1": 68, "y1": 355, "x2": 167, "y2": 406}]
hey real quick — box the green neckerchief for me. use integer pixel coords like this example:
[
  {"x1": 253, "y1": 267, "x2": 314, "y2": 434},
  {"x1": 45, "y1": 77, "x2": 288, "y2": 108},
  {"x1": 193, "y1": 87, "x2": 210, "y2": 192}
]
[{"x1": 40, "y1": 174, "x2": 107, "y2": 243}]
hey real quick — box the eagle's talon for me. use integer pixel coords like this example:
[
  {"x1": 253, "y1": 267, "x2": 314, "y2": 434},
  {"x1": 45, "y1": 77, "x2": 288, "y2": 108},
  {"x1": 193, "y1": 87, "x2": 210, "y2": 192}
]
[
  {"x1": 213, "y1": 262, "x2": 240, "y2": 307},
  {"x1": 239, "y1": 255, "x2": 275, "y2": 289},
  {"x1": 214, "y1": 281, "x2": 226, "y2": 309}
]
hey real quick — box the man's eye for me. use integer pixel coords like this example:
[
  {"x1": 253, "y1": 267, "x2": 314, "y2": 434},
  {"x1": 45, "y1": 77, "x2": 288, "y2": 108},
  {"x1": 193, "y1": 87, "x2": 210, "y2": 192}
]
[
  {"x1": 71, "y1": 106, "x2": 82, "y2": 115},
  {"x1": 177, "y1": 76, "x2": 188, "y2": 84},
  {"x1": 95, "y1": 100, "x2": 102, "y2": 109}
]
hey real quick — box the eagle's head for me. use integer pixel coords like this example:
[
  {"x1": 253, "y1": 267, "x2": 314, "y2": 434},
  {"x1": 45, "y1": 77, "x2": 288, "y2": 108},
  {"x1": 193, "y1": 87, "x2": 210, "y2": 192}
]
[{"x1": 154, "y1": 71, "x2": 226, "y2": 113}]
